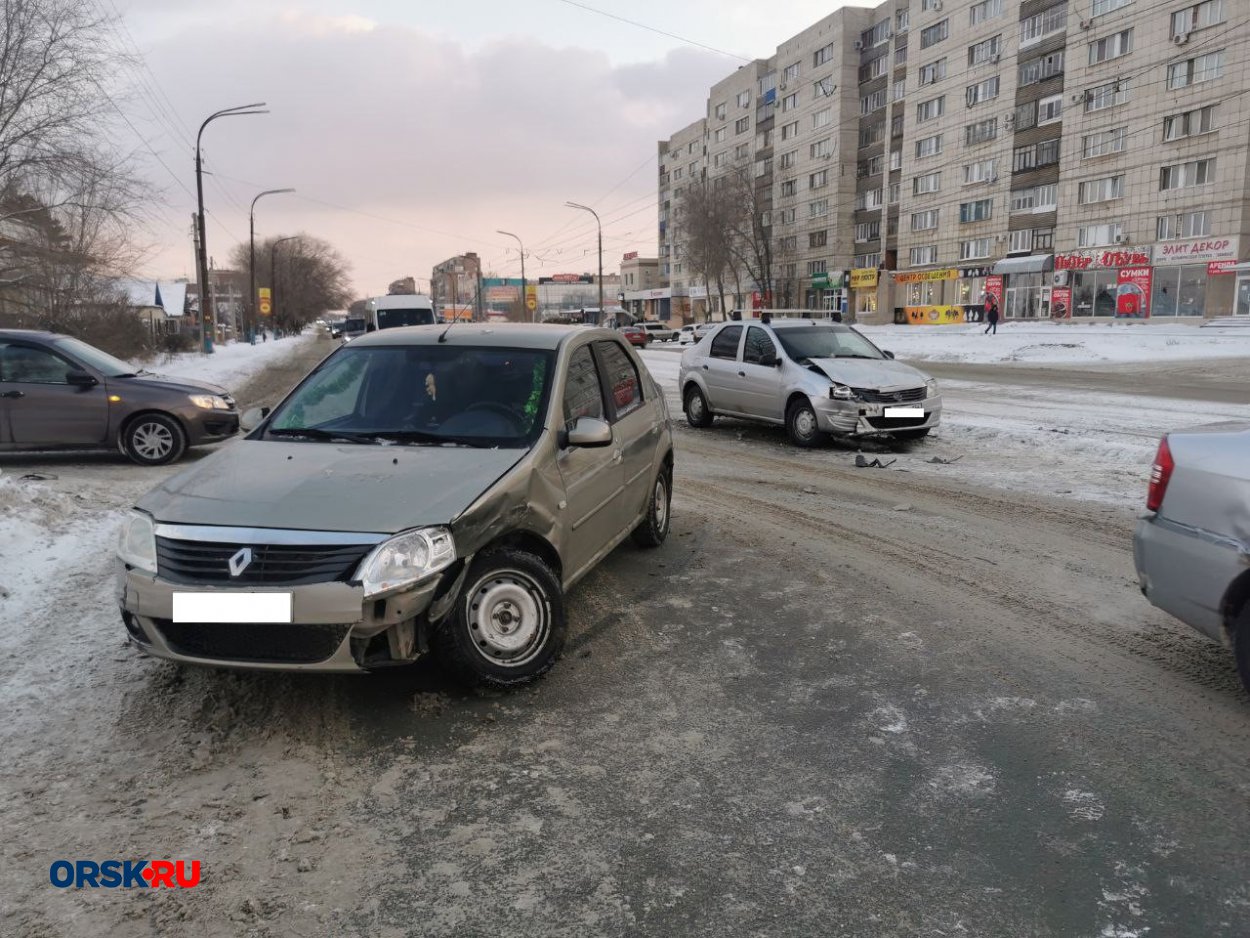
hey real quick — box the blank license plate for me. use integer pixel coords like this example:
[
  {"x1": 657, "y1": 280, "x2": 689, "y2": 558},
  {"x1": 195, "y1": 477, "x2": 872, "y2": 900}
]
[
  {"x1": 885, "y1": 407, "x2": 925, "y2": 418},
  {"x1": 172, "y1": 592, "x2": 293, "y2": 624}
]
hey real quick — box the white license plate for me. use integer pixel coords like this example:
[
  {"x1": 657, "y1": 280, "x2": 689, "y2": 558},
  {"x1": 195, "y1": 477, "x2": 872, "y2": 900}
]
[
  {"x1": 885, "y1": 407, "x2": 925, "y2": 418},
  {"x1": 172, "y1": 592, "x2": 293, "y2": 624}
]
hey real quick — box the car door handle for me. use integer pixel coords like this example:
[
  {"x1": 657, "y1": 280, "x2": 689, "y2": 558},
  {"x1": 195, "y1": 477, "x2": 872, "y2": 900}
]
[
  {"x1": 612, "y1": 449, "x2": 622, "y2": 464},
  {"x1": 738, "y1": 371, "x2": 746, "y2": 377},
  {"x1": 702, "y1": 364, "x2": 709, "y2": 370},
  {"x1": 1, "y1": 390, "x2": 23, "y2": 399}
]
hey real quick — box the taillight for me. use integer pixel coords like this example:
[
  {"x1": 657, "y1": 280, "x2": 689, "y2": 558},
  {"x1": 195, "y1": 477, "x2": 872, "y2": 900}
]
[{"x1": 1146, "y1": 436, "x2": 1174, "y2": 512}]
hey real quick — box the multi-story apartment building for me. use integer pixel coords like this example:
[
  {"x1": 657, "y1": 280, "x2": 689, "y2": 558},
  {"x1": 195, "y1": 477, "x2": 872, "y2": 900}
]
[
  {"x1": 660, "y1": 0, "x2": 1249, "y2": 323},
  {"x1": 431, "y1": 252, "x2": 483, "y2": 319}
]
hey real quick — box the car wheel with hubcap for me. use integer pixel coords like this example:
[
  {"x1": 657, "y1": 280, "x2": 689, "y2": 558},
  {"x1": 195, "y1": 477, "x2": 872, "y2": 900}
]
[
  {"x1": 684, "y1": 385, "x2": 713, "y2": 428},
  {"x1": 632, "y1": 467, "x2": 672, "y2": 548},
  {"x1": 122, "y1": 413, "x2": 186, "y2": 466},
  {"x1": 433, "y1": 548, "x2": 566, "y2": 689},
  {"x1": 786, "y1": 398, "x2": 825, "y2": 448}
]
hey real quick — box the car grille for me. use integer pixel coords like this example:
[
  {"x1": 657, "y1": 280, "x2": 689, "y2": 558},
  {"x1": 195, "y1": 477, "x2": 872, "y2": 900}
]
[
  {"x1": 152, "y1": 619, "x2": 350, "y2": 663},
  {"x1": 853, "y1": 386, "x2": 927, "y2": 404},
  {"x1": 155, "y1": 537, "x2": 373, "y2": 586},
  {"x1": 866, "y1": 414, "x2": 929, "y2": 429}
]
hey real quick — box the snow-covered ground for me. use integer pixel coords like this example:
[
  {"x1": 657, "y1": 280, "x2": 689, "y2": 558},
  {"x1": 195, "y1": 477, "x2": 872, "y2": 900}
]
[
  {"x1": 852, "y1": 321, "x2": 1250, "y2": 365},
  {"x1": 639, "y1": 347, "x2": 1248, "y2": 509},
  {"x1": 142, "y1": 331, "x2": 314, "y2": 388}
]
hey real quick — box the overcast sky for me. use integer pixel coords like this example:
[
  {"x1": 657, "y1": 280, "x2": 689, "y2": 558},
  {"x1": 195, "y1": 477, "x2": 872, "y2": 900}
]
[{"x1": 115, "y1": 0, "x2": 841, "y2": 297}]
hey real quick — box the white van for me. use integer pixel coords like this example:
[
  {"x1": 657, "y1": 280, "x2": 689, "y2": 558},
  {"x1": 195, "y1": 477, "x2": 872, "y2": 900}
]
[{"x1": 365, "y1": 294, "x2": 437, "y2": 331}]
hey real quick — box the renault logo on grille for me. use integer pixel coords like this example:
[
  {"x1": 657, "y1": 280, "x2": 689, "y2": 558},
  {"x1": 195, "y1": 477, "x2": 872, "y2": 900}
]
[{"x1": 228, "y1": 547, "x2": 254, "y2": 577}]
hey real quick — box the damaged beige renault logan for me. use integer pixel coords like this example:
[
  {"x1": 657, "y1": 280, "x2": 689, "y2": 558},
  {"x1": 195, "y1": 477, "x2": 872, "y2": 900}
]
[{"x1": 117, "y1": 325, "x2": 673, "y2": 687}]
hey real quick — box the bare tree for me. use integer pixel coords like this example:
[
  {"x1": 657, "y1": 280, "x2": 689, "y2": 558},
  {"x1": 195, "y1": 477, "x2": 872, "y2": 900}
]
[
  {"x1": 678, "y1": 177, "x2": 735, "y2": 319},
  {"x1": 230, "y1": 234, "x2": 353, "y2": 332},
  {"x1": 720, "y1": 160, "x2": 780, "y2": 309}
]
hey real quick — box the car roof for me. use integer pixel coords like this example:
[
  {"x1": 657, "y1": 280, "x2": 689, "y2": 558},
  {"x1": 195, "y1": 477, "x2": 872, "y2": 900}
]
[
  {"x1": 347, "y1": 323, "x2": 614, "y2": 351},
  {"x1": 0, "y1": 329, "x2": 60, "y2": 341}
]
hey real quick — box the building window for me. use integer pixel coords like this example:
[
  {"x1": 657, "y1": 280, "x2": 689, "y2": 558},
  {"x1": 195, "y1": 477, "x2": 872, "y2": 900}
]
[
  {"x1": 916, "y1": 96, "x2": 945, "y2": 123},
  {"x1": 813, "y1": 76, "x2": 835, "y2": 98},
  {"x1": 911, "y1": 209, "x2": 940, "y2": 231},
  {"x1": 854, "y1": 221, "x2": 880, "y2": 242},
  {"x1": 812, "y1": 107, "x2": 832, "y2": 129},
  {"x1": 1010, "y1": 183, "x2": 1058, "y2": 212},
  {"x1": 807, "y1": 260, "x2": 828, "y2": 277},
  {"x1": 1163, "y1": 105, "x2": 1217, "y2": 141},
  {"x1": 921, "y1": 0, "x2": 942, "y2": 9},
  {"x1": 1020, "y1": 5, "x2": 1067, "y2": 47},
  {"x1": 780, "y1": 120, "x2": 800, "y2": 140},
  {"x1": 915, "y1": 133, "x2": 943, "y2": 158},
  {"x1": 1160, "y1": 158, "x2": 1217, "y2": 190},
  {"x1": 920, "y1": 20, "x2": 949, "y2": 48},
  {"x1": 714, "y1": 103, "x2": 726, "y2": 120},
  {"x1": 1167, "y1": 50, "x2": 1224, "y2": 89},
  {"x1": 860, "y1": 56, "x2": 889, "y2": 84},
  {"x1": 890, "y1": 149, "x2": 902, "y2": 171},
  {"x1": 734, "y1": 142, "x2": 750, "y2": 159},
  {"x1": 895, "y1": 44, "x2": 908, "y2": 66},
  {"x1": 1082, "y1": 127, "x2": 1127, "y2": 158},
  {"x1": 1089, "y1": 29, "x2": 1132, "y2": 65},
  {"x1": 862, "y1": 19, "x2": 892, "y2": 48},
  {"x1": 813, "y1": 42, "x2": 834, "y2": 67},
  {"x1": 867, "y1": 154, "x2": 885, "y2": 175},
  {"x1": 965, "y1": 76, "x2": 1000, "y2": 106},
  {"x1": 910, "y1": 245, "x2": 938, "y2": 265},
  {"x1": 810, "y1": 229, "x2": 829, "y2": 248},
  {"x1": 809, "y1": 169, "x2": 828, "y2": 189},
  {"x1": 809, "y1": 198, "x2": 829, "y2": 218},
  {"x1": 714, "y1": 127, "x2": 727, "y2": 142},
  {"x1": 1008, "y1": 229, "x2": 1034, "y2": 253},
  {"x1": 1078, "y1": 175, "x2": 1124, "y2": 204},
  {"x1": 810, "y1": 138, "x2": 833, "y2": 159},
  {"x1": 1085, "y1": 79, "x2": 1130, "y2": 111},
  {"x1": 969, "y1": 0, "x2": 1004, "y2": 26},
  {"x1": 861, "y1": 90, "x2": 887, "y2": 115},
  {"x1": 965, "y1": 118, "x2": 997, "y2": 146},
  {"x1": 963, "y1": 158, "x2": 996, "y2": 185},
  {"x1": 778, "y1": 207, "x2": 796, "y2": 224},
  {"x1": 784, "y1": 62, "x2": 801, "y2": 83},
  {"x1": 892, "y1": 114, "x2": 905, "y2": 138},
  {"x1": 713, "y1": 152, "x2": 727, "y2": 168},
  {"x1": 1077, "y1": 223, "x2": 1123, "y2": 247},
  {"x1": 737, "y1": 91, "x2": 751, "y2": 108},
  {"x1": 778, "y1": 236, "x2": 797, "y2": 252},
  {"x1": 1172, "y1": 0, "x2": 1225, "y2": 36},
  {"x1": 960, "y1": 238, "x2": 992, "y2": 260},
  {"x1": 1092, "y1": 0, "x2": 1132, "y2": 13},
  {"x1": 860, "y1": 123, "x2": 885, "y2": 148},
  {"x1": 894, "y1": 79, "x2": 907, "y2": 101},
  {"x1": 968, "y1": 35, "x2": 1002, "y2": 66},
  {"x1": 913, "y1": 171, "x2": 942, "y2": 194},
  {"x1": 918, "y1": 57, "x2": 947, "y2": 85},
  {"x1": 856, "y1": 188, "x2": 884, "y2": 210},
  {"x1": 855, "y1": 252, "x2": 883, "y2": 268},
  {"x1": 780, "y1": 179, "x2": 797, "y2": 197},
  {"x1": 735, "y1": 116, "x2": 750, "y2": 134},
  {"x1": 1157, "y1": 211, "x2": 1212, "y2": 240},
  {"x1": 1037, "y1": 94, "x2": 1063, "y2": 125},
  {"x1": 959, "y1": 199, "x2": 993, "y2": 223},
  {"x1": 1019, "y1": 51, "x2": 1064, "y2": 86}
]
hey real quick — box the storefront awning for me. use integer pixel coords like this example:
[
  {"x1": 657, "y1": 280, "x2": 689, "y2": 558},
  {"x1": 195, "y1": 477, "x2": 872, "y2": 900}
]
[{"x1": 992, "y1": 254, "x2": 1054, "y2": 275}]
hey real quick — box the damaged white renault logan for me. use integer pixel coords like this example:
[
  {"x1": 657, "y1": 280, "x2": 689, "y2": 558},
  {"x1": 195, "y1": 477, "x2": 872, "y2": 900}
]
[{"x1": 116, "y1": 324, "x2": 674, "y2": 688}]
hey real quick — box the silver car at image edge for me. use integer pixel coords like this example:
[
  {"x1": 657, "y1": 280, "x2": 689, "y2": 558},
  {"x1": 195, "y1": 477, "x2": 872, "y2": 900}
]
[
  {"x1": 678, "y1": 318, "x2": 941, "y2": 446},
  {"x1": 116, "y1": 325, "x2": 674, "y2": 688},
  {"x1": 1134, "y1": 421, "x2": 1250, "y2": 694}
]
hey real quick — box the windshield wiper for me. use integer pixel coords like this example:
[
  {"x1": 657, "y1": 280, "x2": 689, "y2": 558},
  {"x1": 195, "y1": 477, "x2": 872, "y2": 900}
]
[
  {"x1": 368, "y1": 430, "x2": 497, "y2": 448},
  {"x1": 268, "y1": 427, "x2": 373, "y2": 443},
  {"x1": 835, "y1": 353, "x2": 880, "y2": 359}
]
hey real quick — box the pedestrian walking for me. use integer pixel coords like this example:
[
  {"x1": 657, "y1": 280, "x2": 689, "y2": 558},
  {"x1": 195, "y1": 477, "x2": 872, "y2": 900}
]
[{"x1": 983, "y1": 293, "x2": 1000, "y2": 335}]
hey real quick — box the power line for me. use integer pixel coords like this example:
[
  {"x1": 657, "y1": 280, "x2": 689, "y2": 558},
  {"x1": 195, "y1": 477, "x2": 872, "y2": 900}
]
[{"x1": 550, "y1": 0, "x2": 751, "y2": 62}]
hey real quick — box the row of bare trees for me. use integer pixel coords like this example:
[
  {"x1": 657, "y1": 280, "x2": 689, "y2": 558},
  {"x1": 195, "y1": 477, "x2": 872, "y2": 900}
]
[{"x1": 228, "y1": 235, "x2": 352, "y2": 335}]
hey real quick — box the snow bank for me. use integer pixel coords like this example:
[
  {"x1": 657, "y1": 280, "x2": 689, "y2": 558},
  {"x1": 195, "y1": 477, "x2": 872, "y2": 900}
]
[{"x1": 143, "y1": 330, "x2": 315, "y2": 391}]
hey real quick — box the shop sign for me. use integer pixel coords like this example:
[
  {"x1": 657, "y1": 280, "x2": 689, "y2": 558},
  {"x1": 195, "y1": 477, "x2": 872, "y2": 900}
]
[
  {"x1": 1115, "y1": 267, "x2": 1152, "y2": 318},
  {"x1": 850, "y1": 268, "x2": 878, "y2": 288},
  {"x1": 1208, "y1": 260, "x2": 1237, "y2": 276},
  {"x1": 1153, "y1": 236, "x2": 1239, "y2": 266},
  {"x1": 622, "y1": 251, "x2": 639, "y2": 261},
  {"x1": 811, "y1": 272, "x2": 831, "y2": 288},
  {"x1": 904, "y1": 305, "x2": 965, "y2": 325},
  {"x1": 1054, "y1": 247, "x2": 1152, "y2": 271},
  {"x1": 959, "y1": 266, "x2": 992, "y2": 278},
  {"x1": 1050, "y1": 285, "x2": 1072, "y2": 319},
  {"x1": 984, "y1": 275, "x2": 1004, "y2": 307},
  {"x1": 895, "y1": 268, "x2": 959, "y2": 284},
  {"x1": 688, "y1": 285, "x2": 709, "y2": 298}
]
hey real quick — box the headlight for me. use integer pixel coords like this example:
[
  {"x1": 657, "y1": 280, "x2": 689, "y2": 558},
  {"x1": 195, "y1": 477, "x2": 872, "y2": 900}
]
[
  {"x1": 356, "y1": 527, "x2": 456, "y2": 598},
  {"x1": 926, "y1": 378, "x2": 939, "y2": 397},
  {"x1": 829, "y1": 384, "x2": 855, "y2": 401},
  {"x1": 117, "y1": 510, "x2": 157, "y2": 574},
  {"x1": 189, "y1": 394, "x2": 230, "y2": 410}
]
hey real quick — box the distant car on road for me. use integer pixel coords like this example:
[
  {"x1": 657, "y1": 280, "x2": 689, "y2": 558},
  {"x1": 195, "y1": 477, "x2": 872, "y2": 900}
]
[
  {"x1": 0, "y1": 330, "x2": 238, "y2": 465},
  {"x1": 621, "y1": 324, "x2": 650, "y2": 348},
  {"x1": 1134, "y1": 422, "x2": 1250, "y2": 694},
  {"x1": 679, "y1": 323, "x2": 715, "y2": 344},
  {"x1": 678, "y1": 319, "x2": 941, "y2": 446},
  {"x1": 638, "y1": 321, "x2": 677, "y2": 343},
  {"x1": 116, "y1": 324, "x2": 674, "y2": 687}
]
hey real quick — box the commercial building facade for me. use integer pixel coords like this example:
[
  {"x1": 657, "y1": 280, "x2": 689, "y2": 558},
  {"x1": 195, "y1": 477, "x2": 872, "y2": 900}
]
[{"x1": 660, "y1": 0, "x2": 1250, "y2": 322}]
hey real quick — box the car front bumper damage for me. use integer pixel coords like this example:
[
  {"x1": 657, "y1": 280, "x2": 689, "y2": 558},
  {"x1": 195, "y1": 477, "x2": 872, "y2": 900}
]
[{"x1": 814, "y1": 393, "x2": 943, "y2": 437}]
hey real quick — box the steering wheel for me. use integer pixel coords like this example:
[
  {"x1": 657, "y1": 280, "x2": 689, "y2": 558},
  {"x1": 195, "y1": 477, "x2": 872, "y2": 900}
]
[{"x1": 455, "y1": 401, "x2": 527, "y2": 434}]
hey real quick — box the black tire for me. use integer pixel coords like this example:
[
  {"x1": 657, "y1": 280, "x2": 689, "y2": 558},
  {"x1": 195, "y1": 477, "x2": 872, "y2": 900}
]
[
  {"x1": 786, "y1": 398, "x2": 825, "y2": 448},
  {"x1": 684, "y1": 385, "x2": 713, "y2": 428},
  {"x1": 893, "y1": 428, "x2": 932, "y2": 442},
  {"x1": 432, "y1": 549, "x2": 566, "y2": 689},
  {"x1": 632, "y1": 466, "x2": 672, "y2": 548},
  {"x1": 122, "y1": 413, "x2": 186, "y2": 466},
  {"x1": 1234, "y1": 604, "x2": 1250, "y2": 697}
]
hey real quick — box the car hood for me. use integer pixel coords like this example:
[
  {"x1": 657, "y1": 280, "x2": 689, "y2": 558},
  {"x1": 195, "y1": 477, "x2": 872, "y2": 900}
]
[
  {"x1": 805, "y1": 357, "x2": 931, "y2": 390},
  {"x1": 113, "y1": 373, "x2": 231, "y2": 397},
  {"x1": 136, "y1": 439, "x2": 526, "y2": 534}
]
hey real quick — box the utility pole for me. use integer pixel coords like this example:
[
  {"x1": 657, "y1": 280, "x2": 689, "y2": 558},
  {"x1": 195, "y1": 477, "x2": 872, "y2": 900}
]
[
  {"x1": 496, "y1": 230, "x2": 527, "y2": 322},
  {"x1": 565, "y1": 202, "x2": 603, "y2": 323},
  {"x1": 249, "y1": 188, "x2": 295, "y2": 343},
  {"x1": 194, "y1": 102, "x2": 268, "y2": 353}
]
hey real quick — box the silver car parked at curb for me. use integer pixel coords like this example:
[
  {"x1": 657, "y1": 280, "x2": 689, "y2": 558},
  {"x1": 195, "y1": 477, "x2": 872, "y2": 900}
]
[
  {"x1": 678, "y1": 319, "x2": 941, "y2": 446},
  {"x1": 117, "y1": 325, "x2": 674, "y2": 688}
]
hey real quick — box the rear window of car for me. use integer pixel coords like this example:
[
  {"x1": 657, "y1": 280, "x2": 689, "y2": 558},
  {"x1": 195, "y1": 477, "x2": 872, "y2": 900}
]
[{"x1": 710, "y1": 325, "x2": 742, "y2": 360}]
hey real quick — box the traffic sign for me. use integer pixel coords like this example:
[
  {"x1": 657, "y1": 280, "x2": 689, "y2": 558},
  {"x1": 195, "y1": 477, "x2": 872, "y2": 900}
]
[
  {"x1": 526, "y1": 297, "x2": 537, "y2": 311},
  {"x1": 259, "y1": 300, "x2": 272, "y2": 316}
]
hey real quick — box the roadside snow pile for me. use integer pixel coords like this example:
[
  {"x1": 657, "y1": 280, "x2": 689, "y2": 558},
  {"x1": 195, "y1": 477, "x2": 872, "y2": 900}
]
[
  {"x1": 854, "y1": 322, "x2": 1250, "y2": 365},
  {"x1": 144, "y1": 331, "x2": 316, "y2": 391}
]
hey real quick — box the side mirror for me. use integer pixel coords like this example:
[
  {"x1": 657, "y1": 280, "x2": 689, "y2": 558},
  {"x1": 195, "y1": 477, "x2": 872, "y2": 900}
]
[
  {"x1": 566, "y1": 416, "x2": 613, "y2": 448},
  {"x1": 66, "y1": 370, "x2": 98, "y2": 388},
  {"x1": 883, "y1": 350, "x2": 895, "y2": 360},
  {"x1": 365, "y1": 323, "x2": 376, "y2": 332},
  {"x1": 759, "y1": 351, "x2": 779, "y2": 368},
  {"x1": 240, "y1": 405, "x2": 271, "y2": 432}
]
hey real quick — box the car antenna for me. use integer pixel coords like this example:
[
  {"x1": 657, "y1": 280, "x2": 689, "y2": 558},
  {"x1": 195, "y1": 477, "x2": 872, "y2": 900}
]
[{"x1": 437, "y1": 316, "x2": 455, "y2": 343}]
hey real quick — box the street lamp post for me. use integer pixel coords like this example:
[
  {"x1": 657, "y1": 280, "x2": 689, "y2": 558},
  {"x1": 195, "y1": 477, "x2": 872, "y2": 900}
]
[
  {"x1": 565, "y1": 201, "x2": 603, "y2": 323},
  {"x1": 194, "y1": 102, "x2": 268, "y2": 353},
  {"x1": 269, "y1": 236, "x2": 299, "y2": 335},
  {"x1": 496, "y1": 229, "x2": 527, "y2": 322},
  {"x1": 249, "y1": 188, "x2": 295, "y2": 343}
]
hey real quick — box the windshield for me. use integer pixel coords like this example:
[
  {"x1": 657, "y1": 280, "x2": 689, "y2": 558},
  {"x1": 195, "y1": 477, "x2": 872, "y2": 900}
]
[
  {"x1": 264, "y1": 344, "x2": 554, "y2": 448},
  {"x1": 344, "y1": 317, "x2": 367, "y2": 332},
  {"x1": 376, "y1": 307, "x2": 435, "y2": 329},
  {"x1": 773, "y1": 326, "x2": 885, "y2": 362},
  {"x1": 52, "y1": 337, "x2": 139, "y2": 378}
]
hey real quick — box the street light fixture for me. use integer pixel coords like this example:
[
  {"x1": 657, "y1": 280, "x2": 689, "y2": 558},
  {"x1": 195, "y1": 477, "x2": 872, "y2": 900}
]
[
  {"x1": 496, "y1": 229, "x2": 528, "y2": 322},
  {"x1": 565, "y1": 201, "x2": 603, "y2": 323},
  {"x1": 249, "y1": 188, "x2": 295, "y2": 342},
  {"x1": 269, "y1": 236, "x2": 299, "y2": 335},
  {"x1": 195, "y1": 102, "x2": 268, "y2": 353}
]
